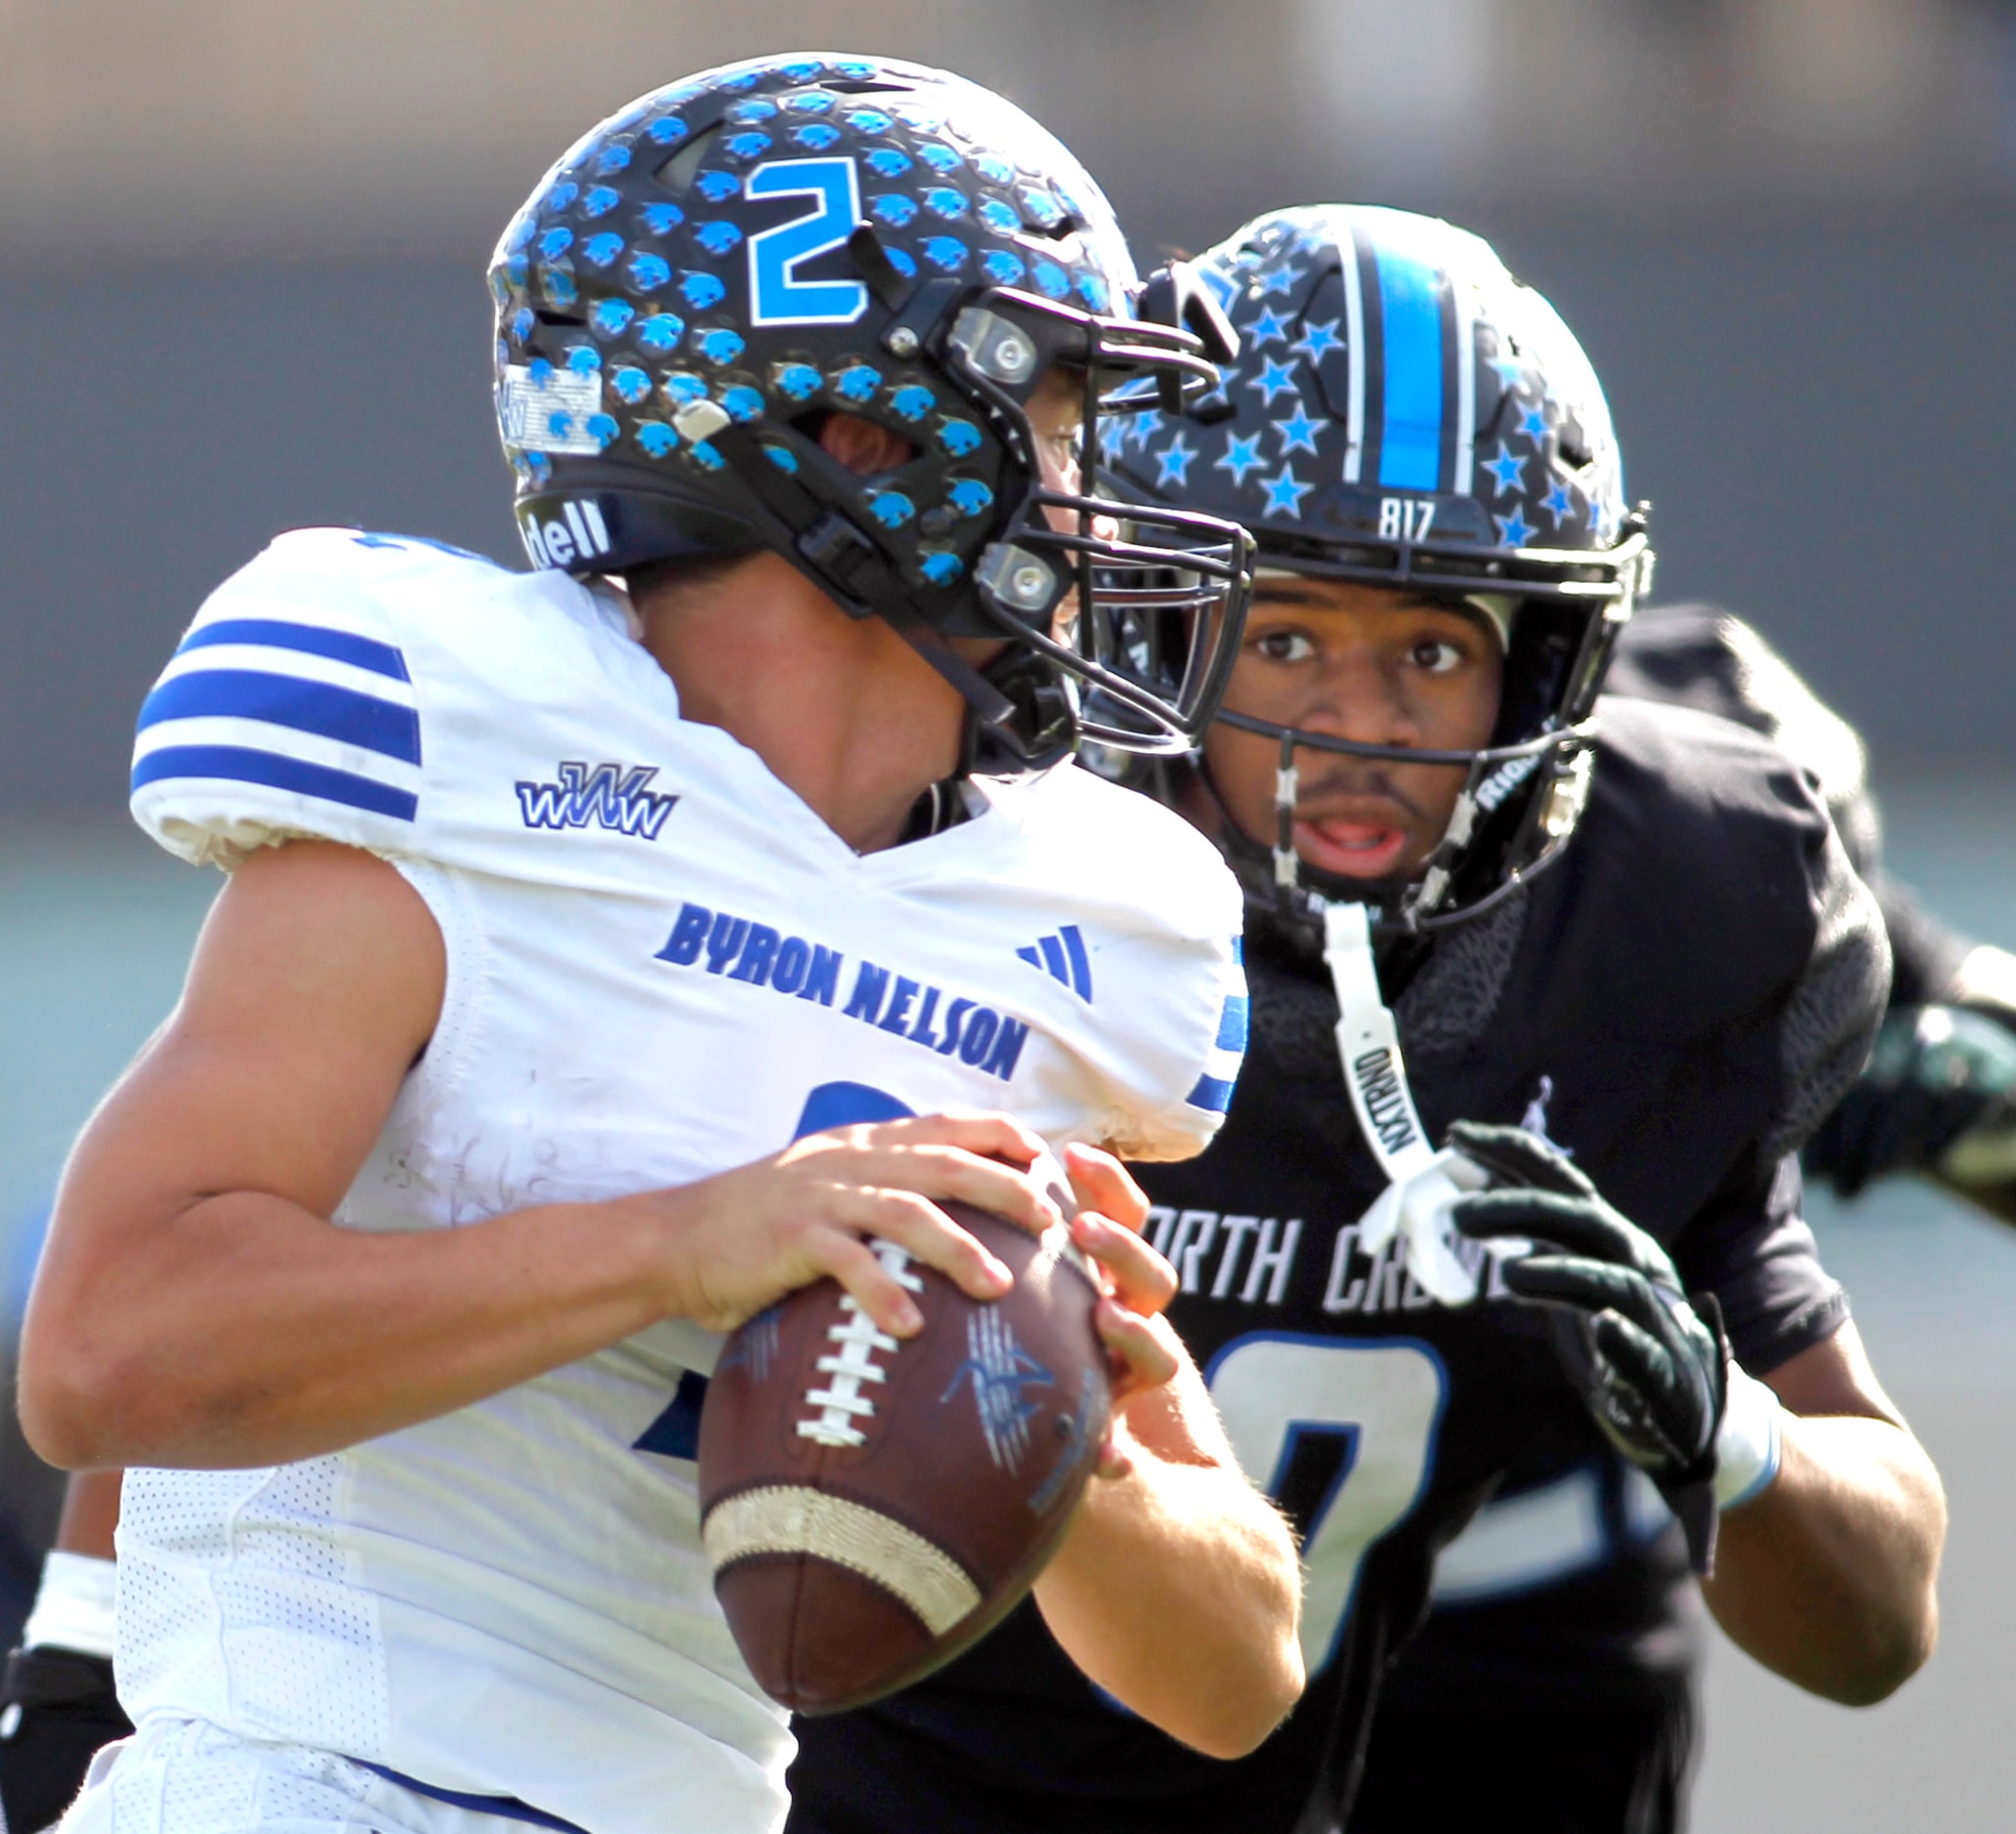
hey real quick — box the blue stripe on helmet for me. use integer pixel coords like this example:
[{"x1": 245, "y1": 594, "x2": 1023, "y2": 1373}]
[
  {"x1": 1215, "y1": 993, "x2": 1250, "y2": 1054},
  {"x1": 1371, "y1": 240, "x2": 1445, "y2": 491},
  {"x1": 132, "y1": 745, "x2": 418, "y2": 821},
  {"x1": 177, "y1": 618, "x2": 411, "y2": 682},
  {"x1": 138, "y1": 670, "x2": 421, "y2": 765}
]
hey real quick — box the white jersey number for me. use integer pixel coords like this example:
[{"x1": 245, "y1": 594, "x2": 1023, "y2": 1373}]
[{"x1": 1205, "y1": 1333, "x2": 1446, "y2": 1674}]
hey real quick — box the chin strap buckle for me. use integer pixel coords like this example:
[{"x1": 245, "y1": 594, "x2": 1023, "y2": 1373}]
[{"x1": 795, "y1": 511, "x2": 880, "y2": 610}]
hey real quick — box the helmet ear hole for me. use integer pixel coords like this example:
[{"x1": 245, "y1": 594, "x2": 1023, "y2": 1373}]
[
  {"x1": 816, "y1": 413, "x2": 917, "y2": 477},
  {"x1": 655, "y1": 128, "x2": 721, "y2": 192}
]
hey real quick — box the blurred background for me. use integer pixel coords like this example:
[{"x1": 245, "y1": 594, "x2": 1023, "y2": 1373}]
[{"x1": 3, "y1": 1, "x2": 2013, "y2": 1827}]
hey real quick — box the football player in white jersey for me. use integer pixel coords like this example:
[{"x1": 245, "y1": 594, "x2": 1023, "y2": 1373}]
[{"x1": 14, "y1": 56, "x2": 1302, "y2": 1834}]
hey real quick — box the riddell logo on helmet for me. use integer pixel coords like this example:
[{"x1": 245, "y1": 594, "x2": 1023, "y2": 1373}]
[{"x1": 521, "y1": 502, "x2": 612, "y2": 569}]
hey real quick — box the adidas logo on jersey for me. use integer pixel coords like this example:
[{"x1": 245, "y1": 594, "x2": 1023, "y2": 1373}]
[
  {"x1": 516, "y1": 762, "x2": 680, "y2": 839},
  {"x1": 1016, "y1": 925, "x2": 1093, "y2": 1003}
]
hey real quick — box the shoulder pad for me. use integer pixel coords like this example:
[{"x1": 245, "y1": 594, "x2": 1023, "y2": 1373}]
[
  {"x1": 1002, "y1": 763, "x2": 1241, "y2": 938},
  {"x1": 994, "y1": 766, "x2": 1248, "y2": 1161},
  {"x1": 129, "y1": 529, "x2": 514, "y2": 866}
]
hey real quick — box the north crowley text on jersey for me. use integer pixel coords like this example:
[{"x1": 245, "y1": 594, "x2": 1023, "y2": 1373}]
[
  {"x1": 1149, "y1": 1205, "x2": 1511, "y2": 1314},
  {"x1": 655, "y1": 900, "x2": 1031, "y2": 1083}
]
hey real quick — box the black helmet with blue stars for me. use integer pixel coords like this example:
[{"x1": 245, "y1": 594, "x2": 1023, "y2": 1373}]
[
  {"x1": 1107, "y1": 204, "x2": 1655, "y2": 935},
  {"x1": 488, "y1": 52, "x2": 1252, "y2": 776}
]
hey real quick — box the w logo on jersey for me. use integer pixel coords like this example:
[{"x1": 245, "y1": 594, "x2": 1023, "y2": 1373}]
[{"x1": 516, "y1": 761, "x2": 679, "y2": 840}]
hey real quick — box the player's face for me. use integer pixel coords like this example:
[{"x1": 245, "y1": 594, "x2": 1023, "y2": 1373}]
[
  {"x1": 1025, "y1": 368, "x2": 1110, "y2": 644},
  {"x1": 1201, "y1": 574, "x2": 1503, "y2": 882},
  {"x1": 1028, "y1": 367, "x2": 1092, "y2": 509}
]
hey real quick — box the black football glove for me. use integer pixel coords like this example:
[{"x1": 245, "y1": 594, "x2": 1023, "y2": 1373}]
[
  {"x1": 0, "y1": 1645, "x2": 131, "y2": 1834},
  {"x1": 1807, "y1": 1004, "x2": 2016, "y2": 1220},
  {"x1": 1446, "y1": 1120, "x2": 1730, "y2": 1573}
]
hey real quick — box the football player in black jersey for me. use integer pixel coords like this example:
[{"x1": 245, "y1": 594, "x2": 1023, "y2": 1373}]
[
  {"x1": 1349, "y1": 602, "x2": 2016, "y2": 1834},
  {"x1": 781, "y1": 205, "x2": 1944, "y2": 1834}
]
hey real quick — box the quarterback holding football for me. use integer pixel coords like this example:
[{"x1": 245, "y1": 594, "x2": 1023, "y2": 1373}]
[{"x1": 14, "y1": 56, "x2": 1302, "y2": 1834}]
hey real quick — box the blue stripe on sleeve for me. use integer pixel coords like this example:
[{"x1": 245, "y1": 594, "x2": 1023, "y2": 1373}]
[
  {"x1": 132, "y1": 745, "x2": 418, "y2": 821},
  {"x1": 1186, "y1": 1072, "x2": 1237, "y2": 1114},
  {"x1": 1215, "y1": 994, "x2": 1250, "y2": 1054},
  {"x1": 1372, "y1": 241, "x2": 1445, "y2": 490},
  {"x1": 138, "y1": 670, "x2": 421, "y2": 765},
  {"x1": 1232, "y1": 935, "x2": 1244, "y2": 964},
  {"x1": 177, "y1": 618, "x2": 411, "y2": 682}
]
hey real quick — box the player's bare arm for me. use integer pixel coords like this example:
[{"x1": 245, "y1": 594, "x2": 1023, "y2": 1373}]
[
  {"x1": 21, "y1": 841, "x2": 1066, "y2": 1471},
  {"x1": 1704, "y1": 1320, "x2": 1945, "y2": 1703},
  {"x1": 1032, "y1": 1145, "x2": 1305, "y2": 1758}
]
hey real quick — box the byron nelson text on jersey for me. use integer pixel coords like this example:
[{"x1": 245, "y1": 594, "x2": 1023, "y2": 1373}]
[{"x1": 655, "y1": 898, "x2": 1034, "y2": 1083}]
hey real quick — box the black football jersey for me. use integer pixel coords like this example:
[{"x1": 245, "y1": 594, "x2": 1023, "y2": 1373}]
[
  {"x1": 1360, "y1": 603, "x2": 1975, "y2": 1784},
  {"x1": 784, "y1": 692, "x2": 1887, "y2": 1834}
]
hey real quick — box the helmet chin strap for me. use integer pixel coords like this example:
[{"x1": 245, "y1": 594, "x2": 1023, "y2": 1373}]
[
  {"x1": 1193, "y1": 742, "x2": 1508, "y2": 1304},
  {"x1": 1319, "y1": 899, "x2": 1494, "y2": 1306}
]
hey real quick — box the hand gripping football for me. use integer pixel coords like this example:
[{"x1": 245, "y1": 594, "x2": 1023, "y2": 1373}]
[{"x1": 697, "y1": 1192, "x2": 1113, "y2": 1714}]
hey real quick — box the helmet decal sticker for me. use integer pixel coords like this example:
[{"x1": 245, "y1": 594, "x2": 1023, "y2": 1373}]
[{"x1": 745, "y1": 158, "x2": 871, "y2": 326}]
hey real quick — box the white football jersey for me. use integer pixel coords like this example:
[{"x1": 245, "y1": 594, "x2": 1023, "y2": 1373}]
[{"x1": 118, "y1": 529, "x2": 1247, "y2": 1834}]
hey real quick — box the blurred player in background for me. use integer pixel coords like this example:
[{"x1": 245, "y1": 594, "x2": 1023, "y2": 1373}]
[
  {"x1": 1349, "y1": 602, "x2": 2016, "y2": 1833},
  {"x1": 8, "y1": 57, "x2": 1307, "y2": 1834},
  {"x1": 783, "y1": 205, "x2": 1946, "y2": 1834},
  {"x1": 0, "y1": 1204, "x2": 122, "y2": 1834}
]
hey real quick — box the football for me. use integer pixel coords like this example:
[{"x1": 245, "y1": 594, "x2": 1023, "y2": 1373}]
[{"x1": 696, "y1": 1197, "x2": 1113, "y2": 1715}]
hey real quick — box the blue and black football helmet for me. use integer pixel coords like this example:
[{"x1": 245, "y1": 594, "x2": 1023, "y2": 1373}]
[
  {"x1": 1106, "y1": 204, "x2": 1655, "y2": 934},
  {"x1": 488, "y1": 53, "x2": 1252, "y2": 775}
]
